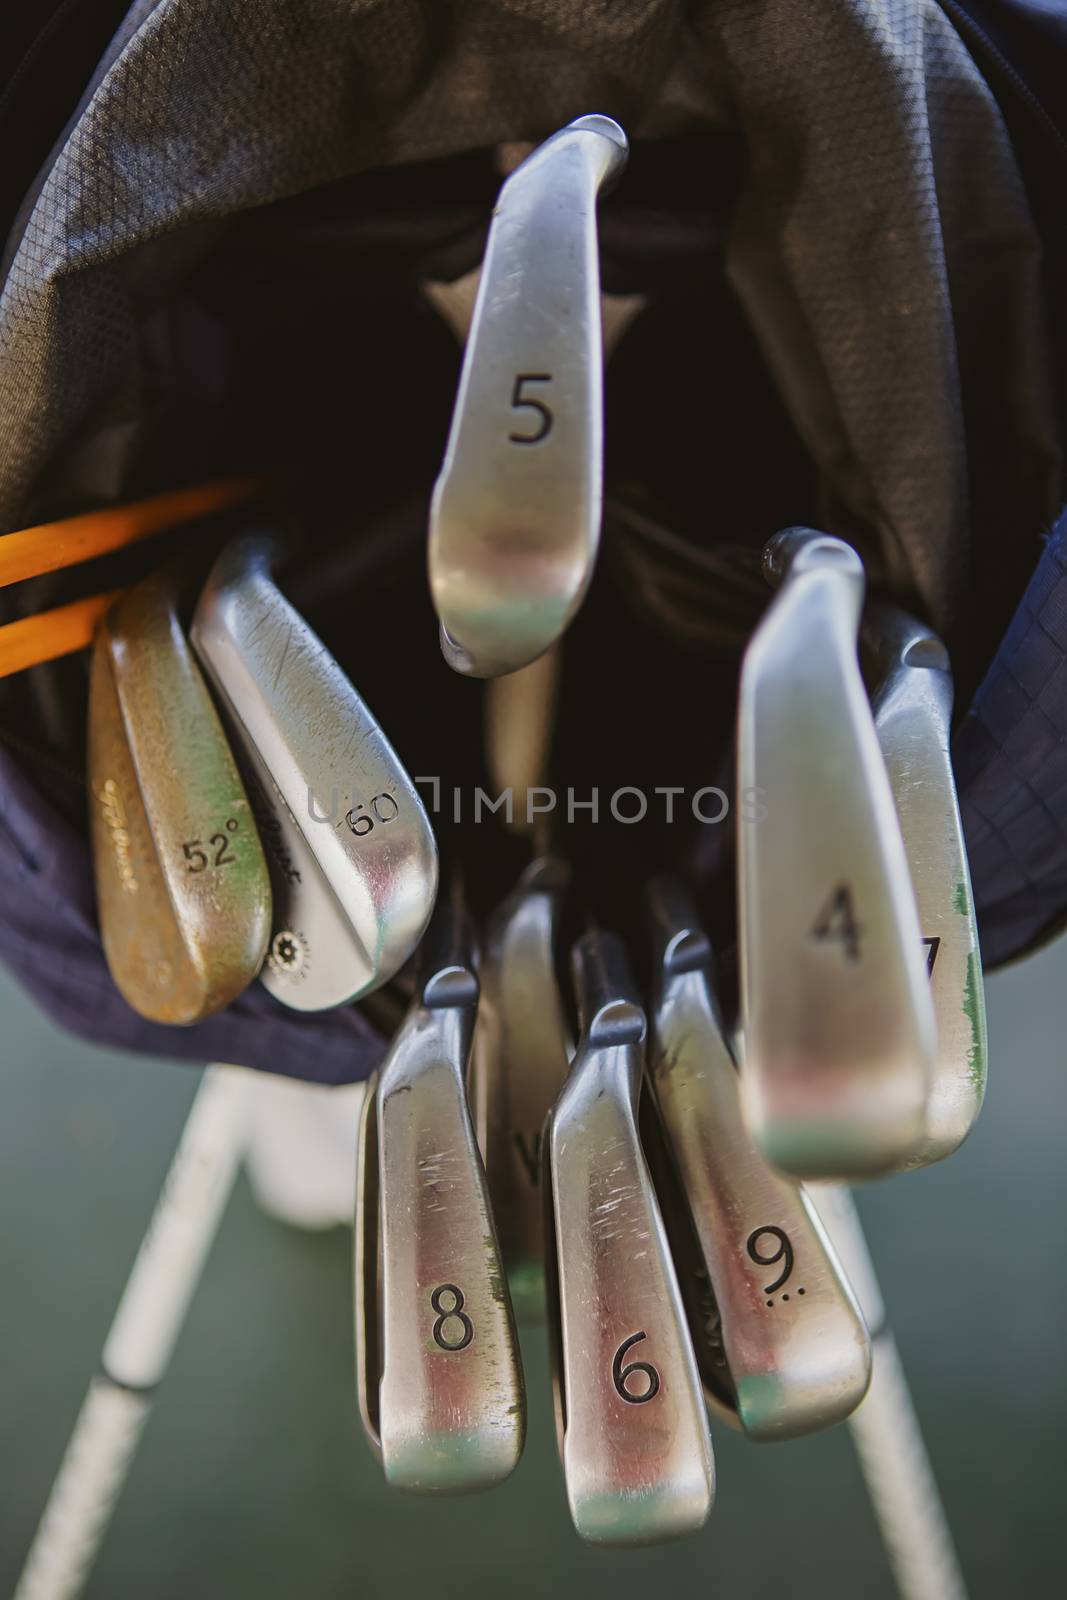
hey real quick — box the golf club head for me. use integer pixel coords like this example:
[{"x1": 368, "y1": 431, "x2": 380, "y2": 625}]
[
  {"x1": 545, "y1": 928, "x2": 714, "y2": 1545},
  {"x1": 647, "y1": 879, "x2": 871, "y2": 1440},
  {"x1": 190, "y1": 535, "x2": 438, "y2": 1011},
  {"x1": 429, "y1": 114, "x2": 629, "y2": 678},
  {"x1": 354, "y1": 1067, "x2": 382, "y2": 1457},
  {"x1": 470, "y1": 857, "x2": 572, "y2": 1321},
  {"x1": 737, "y1": 528, "x2": 936, "y2": 1178},
  {"x1": 89, "y1": 570, "x2": 271, "y2": 1023},
  {"x1": 364, "y1": 890, "x2": 524, "y2": 1492},
  {"x1": 865, "y1": 606, "x2": 988, "y2": 1164}
]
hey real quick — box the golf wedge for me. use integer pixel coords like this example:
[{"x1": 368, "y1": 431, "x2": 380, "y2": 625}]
[
  {"x1": 190, "y1": 535, "x2": 438, "y2": 1011},
  {"x1": 89, "y1": 569, "x2": 271, "y2": 1023}
]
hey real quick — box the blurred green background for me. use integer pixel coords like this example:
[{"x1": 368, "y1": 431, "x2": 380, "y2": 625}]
[{"x1": 1, "y1": 937, "x2": 1063, "y2": 1599}]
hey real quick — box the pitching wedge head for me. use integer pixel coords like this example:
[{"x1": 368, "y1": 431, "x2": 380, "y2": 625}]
[
  {"x1": 361, "y1": 891, "x2": 524, "y2": 1493},
  {"x1": 647, "y1": 879, "x2": 871, "y2": 1440},
  {"x1": 544, "y1": 927, "x2": 714, "y2": 1545},
  {"x1": 429, "y1": 115, "x2": 628, "y2": 678},
  {"x1": 89, "y1": 570, "x2": 271, "y2": 1023},
  {"x1": 866, "y1": 606, "x2": 987, "y2": 1164},
  {"x1": 190, "y1": 536, "x2": 438, "y2": 1011},
  {"x1": 470, "y1": 857, "x2": 571, "y2": 1320},
  {"x1": 737, "y1": 528, "x2": 936, "y2": 1179}
]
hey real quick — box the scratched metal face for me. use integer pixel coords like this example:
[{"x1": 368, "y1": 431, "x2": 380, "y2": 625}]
[
  {"x1": 868, "y1": 607, "x2": 988, "y2": 1164},
  {"x1": 190, "y1": 536, "x2": 438, "y2": 1011},
  {"x1": 647, "y1": 880, "x2": 871, "y2": 1441},
  {"x1": 429, "y1": 115, "x2": 628, "y2": 678},
  {"x1": 88, "y1": 572, "x2": 271, "y2": 1024},
  {"x1": 470, "y1": 858, "x2": 571, "y2": 1321},
  {"x1": 737, "y1": 529, "x2": 936, "y2": 1179},
  {"x1": 544, "y1": 929, "x2": 714, "y2": 1545},
  {"x1": 360, "y1": 901, "x2": 524, "y2": 1492}
]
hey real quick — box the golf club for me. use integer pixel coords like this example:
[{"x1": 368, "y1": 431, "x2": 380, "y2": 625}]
[
  {"x1": 89, "y1": 570, "x2": 271, "y2": 1023},
  {"x1": 429, "y1": 114, "x2": 628, "y2": 677},
  {"x1": 544, "y1": 927, "x2": 714, "y2": 1545},
  {"x1": 470, "y1": 857, "x2": 572, "y2": 1321},
  {"x1": 866, "y1": 606, "x2": 988, "y2": 1165},
  {"x1": 354, "y1": 888, "x2": 524, "y2": 1492},
  {"x1": 647, "y1": 878, "x2": 871, "y2": 1439},
  {"x1": 737, "y1": 527, "x2": 936, "y2": 1178},
  {"x1": 190, "y1": 534, "x2": 438, "y2": 1012}
]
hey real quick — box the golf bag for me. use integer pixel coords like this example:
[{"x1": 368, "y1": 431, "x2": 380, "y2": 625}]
[{"x1": 0, "y1": 0, "x2": 1065, "y2": 1081}]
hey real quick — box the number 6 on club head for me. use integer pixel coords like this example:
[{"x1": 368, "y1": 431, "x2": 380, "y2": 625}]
[{"x1": 544, "y1": 929, "x2": 714, "y2": 1544}]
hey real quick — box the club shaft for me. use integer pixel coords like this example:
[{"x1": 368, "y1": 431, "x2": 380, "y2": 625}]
[{"x1": 14, "y1": 1066, "x2": 250, "y2": 1600}]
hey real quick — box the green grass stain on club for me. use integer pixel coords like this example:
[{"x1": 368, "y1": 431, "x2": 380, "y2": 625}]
[
  {"x1": 484, "y1": 1235, "x2": 509, "y2": 1305},
  {"x1": 962, "y1": 948, "x2": 988, "y2": 1094}
]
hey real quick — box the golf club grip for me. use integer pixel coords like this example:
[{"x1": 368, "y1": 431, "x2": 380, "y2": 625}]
[{"x1": 0, "y1": 477, "x2": 263, "y2": 589}]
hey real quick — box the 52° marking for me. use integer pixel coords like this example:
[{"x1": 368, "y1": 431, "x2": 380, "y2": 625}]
[{"x1": 182, "y1": 818, "x2": 239, "y2": 872}]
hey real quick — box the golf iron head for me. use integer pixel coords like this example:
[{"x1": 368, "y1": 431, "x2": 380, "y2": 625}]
[
  {"x1": 89, "y1": 569, "x2": 271, "y2": 1023},
  {"x1": 429, "y1": 114, "x2": 629, "y2": 677},
  {"x1": 470, "y1": 857, "x2": 572, "y2": 1320},
  {"x1": 544, "y1": 928, "x2": 714, "y2": 1546},
  {"x1": 190, "y1": 535, "x2": 438, "y2": 1011},
  {"x1": 736, "y1": 528, "x2": 936, "y2": 1179},
  {"x1": 865, "y1": 606, "x2": 988, "y2": 1165},
  {"x1": 646, "y1": 879, "x2": 871, "y2": 1440},
  {"x1": 354, "y1": 889, "x2": 525, "y2": 1492}
]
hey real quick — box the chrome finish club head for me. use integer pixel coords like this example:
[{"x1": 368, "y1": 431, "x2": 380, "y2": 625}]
[
  {"x1": 737, "y1": 528, "x2": 936, "y2": 1178},
  {"x1": 470, "y1": 858, "x2": 571, "y2": 1320},
  {"x1": 190, "y1": 536, "x2": 438, "y2": 1011},
  {"x1": 545, "y1": 929, "x2": 714, "y2": 1545},
  {"x1": 429, "y1": 114, "x2": 629, "y2": 678},
  {"x1": 355, "y1": 893, "x2": 524, "y2": 1492},
  {"x1": 647, "y1": 880, "x2": 871, "y2": 1440},
  {"x1": 866, "y1": 606, "x2": 988, "y2": 1164},
  {"x1": 89, "y1": 570, "x2": 271, "y2": 1023}
]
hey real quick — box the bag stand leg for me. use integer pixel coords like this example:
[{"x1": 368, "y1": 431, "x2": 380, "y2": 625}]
[
  {"x1": 13, "y1": 1066, "x2": 251, "y2": 1600},
  {"x1": 812, "y1": 1186, "x2": 969, "y2": 1600}
]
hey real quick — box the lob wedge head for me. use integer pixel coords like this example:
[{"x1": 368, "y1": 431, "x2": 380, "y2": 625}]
[
  {"x1": 737, "y1": 528, "x2": 936, "y2": 1179},
  {"x1": 429, "y1": 115, "x2": 628, "y2": 677},
  {"x1": 470, "y1": 857, "x2": 572, "y2": 1320},
  {"x1": 355, "y1": 892, "x2": 525, "y2": 1492},
  {"x1": 545, "y1": 929, "x2": 714, "y2": 1545},
  {"x1": 647, "y1": 879, "x2": 871, "y2": 1440},
  {"x1": 89, "y1": 570, "x2": 271, "y2": 1023},
  {"x1": 867, "y1": 606, "x2": 988, "y2": 1164},
  {"x1": 190, "y1": 536, "x2": 438, "y2": 1011}
]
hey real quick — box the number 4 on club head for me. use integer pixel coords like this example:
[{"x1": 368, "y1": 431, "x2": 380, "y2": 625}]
[{"x1": 737, "y1": 529, "x2": 936, "y2": 1180}]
